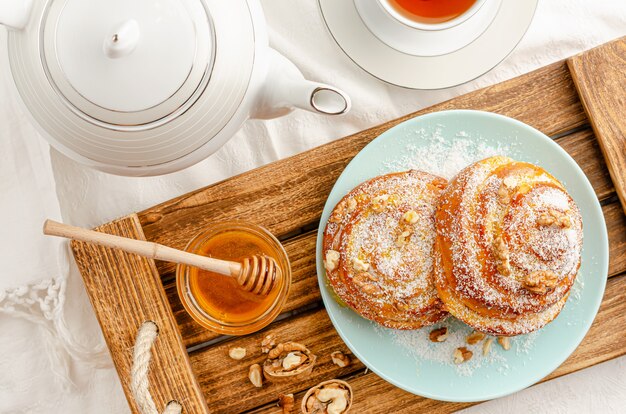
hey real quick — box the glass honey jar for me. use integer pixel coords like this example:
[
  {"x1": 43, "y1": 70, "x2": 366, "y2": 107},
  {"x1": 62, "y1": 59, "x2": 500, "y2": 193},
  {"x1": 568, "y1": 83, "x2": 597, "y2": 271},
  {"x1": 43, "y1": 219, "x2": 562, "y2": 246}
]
[{"x1": 176, "y1": 221, "x2": 291, "y2": 335}]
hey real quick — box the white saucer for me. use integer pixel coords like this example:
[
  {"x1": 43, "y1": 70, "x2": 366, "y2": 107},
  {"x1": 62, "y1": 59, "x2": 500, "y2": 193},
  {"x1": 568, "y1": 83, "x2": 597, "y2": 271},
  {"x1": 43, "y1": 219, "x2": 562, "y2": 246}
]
[{"x1": 319, "y1": 0, "x2": 538, "y2": 89}]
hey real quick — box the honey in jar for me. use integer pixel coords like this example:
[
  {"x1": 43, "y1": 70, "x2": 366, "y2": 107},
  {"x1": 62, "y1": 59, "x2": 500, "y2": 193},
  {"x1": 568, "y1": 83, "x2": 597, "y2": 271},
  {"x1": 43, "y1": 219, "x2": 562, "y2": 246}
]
[
  {"x1": 189, "y1": 230, "x2": 280, "y2": 322},
  {"x1": 177, "y1": 222, "x2": 291, "y2": 335}
]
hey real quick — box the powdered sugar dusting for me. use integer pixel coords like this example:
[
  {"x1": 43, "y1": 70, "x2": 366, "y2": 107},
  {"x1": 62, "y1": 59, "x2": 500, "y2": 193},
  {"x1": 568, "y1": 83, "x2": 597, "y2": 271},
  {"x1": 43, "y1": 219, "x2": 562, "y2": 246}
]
[
  {"x1": 380, "y1": 126, "x2": 516, "y2": 178},
  {"x1": 377, "y1": 318, "x2": 512, "y2": 377}
]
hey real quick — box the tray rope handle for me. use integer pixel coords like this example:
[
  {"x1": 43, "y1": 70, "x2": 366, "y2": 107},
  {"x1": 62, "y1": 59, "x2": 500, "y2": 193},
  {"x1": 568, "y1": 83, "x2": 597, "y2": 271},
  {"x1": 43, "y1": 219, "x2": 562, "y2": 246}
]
[{"x1": 131, "y1": 321, "x2": 183, "y2": 414}]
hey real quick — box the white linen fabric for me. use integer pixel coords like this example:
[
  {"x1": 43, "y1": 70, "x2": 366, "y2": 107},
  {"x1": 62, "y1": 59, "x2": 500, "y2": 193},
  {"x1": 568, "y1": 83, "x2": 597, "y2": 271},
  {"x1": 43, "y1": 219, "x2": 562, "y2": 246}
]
[{"x1": 0, "y1": 0, "x2": 624, "y2": 412}]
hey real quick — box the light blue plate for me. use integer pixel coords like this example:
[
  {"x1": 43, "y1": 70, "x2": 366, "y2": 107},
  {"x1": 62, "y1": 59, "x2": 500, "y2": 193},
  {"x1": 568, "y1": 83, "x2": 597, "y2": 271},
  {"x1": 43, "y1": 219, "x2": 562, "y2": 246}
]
[{"x1": 315, "y1": 110, "x2": 608, "y2": 402}]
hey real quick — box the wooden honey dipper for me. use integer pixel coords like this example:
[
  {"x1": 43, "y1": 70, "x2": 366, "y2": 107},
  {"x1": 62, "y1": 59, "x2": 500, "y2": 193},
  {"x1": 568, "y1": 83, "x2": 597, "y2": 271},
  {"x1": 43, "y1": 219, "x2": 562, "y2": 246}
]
[{"x1": 43, "y1": 220, "x2": 280, "y2": 295}]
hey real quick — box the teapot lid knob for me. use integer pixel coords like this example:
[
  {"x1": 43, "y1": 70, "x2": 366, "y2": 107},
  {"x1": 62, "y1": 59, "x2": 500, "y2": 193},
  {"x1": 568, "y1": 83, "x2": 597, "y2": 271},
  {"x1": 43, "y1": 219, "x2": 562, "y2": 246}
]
[{"x1": 103, "y1": 19, "x2": 140, "y2": 60}]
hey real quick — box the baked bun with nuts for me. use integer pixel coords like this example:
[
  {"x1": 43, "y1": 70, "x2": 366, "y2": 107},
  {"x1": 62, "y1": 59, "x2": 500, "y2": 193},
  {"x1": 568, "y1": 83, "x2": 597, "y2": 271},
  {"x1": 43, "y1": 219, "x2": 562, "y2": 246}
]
[
  {"x1": 435, "y1": 156, "x2": 583, "y2": 336},
  {"x1": 322, "y1": 170, "x2": 448, "y2": 329}
]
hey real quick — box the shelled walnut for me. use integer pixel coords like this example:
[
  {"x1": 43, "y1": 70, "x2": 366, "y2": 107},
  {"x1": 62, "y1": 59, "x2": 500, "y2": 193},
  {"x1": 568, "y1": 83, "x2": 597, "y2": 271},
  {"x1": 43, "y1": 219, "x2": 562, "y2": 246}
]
[
  {"x1": 261, "y1": 334, "x2": 276, "y2": 353},
  {"x1": 483, "y1": 338, "x2": 494, "y2": 356},
  {"x1": 302, "y1": 379, "x2": 353, "y2": 414},
  {"x1": 497, "y1": 337, "x2": 511, "y2": 351},
  {"x1": 523, "y1": 270, "x2": 558, "y2": 294},
  {"x1": 402, "y1": 209, "x2": 419, "y2": 224},
  {"x1": 278, "y1": 393, "x2": 295, "y2": 413},
  {"x1": 228, "y1": 347, "x2": 246, "y2": 360},
  {"x1": 262, "y1": 342, "x2": 317, "y2": 382},
  {"x1": 371, "y1": 195, "x2": 390, "y2": 213},
  {"x1": 248, "y1": 364, "x2": 263, "y2": 387},
  {"x1": 324, "y1": 250, "x2": 340, "y2": 272},
  {"x1": 466, "y1": 331, "x2": 486, "y2": 345},
  {"x1": 493, "y1": 235, "x2": 511, "y2": 276},
  {"x1": 453, "y1": 347, "x2": 473, "y2": 364},
  {"x1": 395, "y1": 230, "x2": 412, "y2": 247},
  {"x1": 429, "y1": 327, "x2": 448, "y2": 342},
  {"x1": 330, "y1": 351, "x2": 351, "y2": 368}
]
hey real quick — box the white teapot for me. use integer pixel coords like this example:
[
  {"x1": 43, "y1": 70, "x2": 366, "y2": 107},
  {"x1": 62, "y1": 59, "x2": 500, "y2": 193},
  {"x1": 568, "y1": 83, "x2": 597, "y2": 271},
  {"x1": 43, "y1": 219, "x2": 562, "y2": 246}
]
[{"x1": 1, "y1": 0, "x2": 350, "y2": 176}]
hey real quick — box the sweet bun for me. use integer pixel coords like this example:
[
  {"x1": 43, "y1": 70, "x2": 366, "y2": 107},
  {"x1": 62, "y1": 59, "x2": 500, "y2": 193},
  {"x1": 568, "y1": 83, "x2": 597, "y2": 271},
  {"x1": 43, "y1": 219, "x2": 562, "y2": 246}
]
[
  {"x1": 323, "y1": 170, "x2": 448, "y2": 329},
  {"x1": 435, "y1": 156, "x2": 583, "y2": 336}
]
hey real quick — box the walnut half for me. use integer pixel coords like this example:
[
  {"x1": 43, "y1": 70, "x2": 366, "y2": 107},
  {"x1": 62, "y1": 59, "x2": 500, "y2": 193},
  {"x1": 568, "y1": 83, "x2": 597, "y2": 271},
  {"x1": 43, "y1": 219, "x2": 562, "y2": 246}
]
[
  {"x1": 302, "y1": 379, "x2": 353, "y2": 414},
  {"x1": 262, "y1": 342, "x2": 317, "y2": 383}
]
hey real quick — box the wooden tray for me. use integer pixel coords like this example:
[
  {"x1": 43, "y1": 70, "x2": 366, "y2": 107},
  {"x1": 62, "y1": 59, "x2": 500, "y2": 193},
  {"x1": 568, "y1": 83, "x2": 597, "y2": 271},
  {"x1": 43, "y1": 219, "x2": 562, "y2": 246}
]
[{"x1": 71, "y1": 37, "x2": 626, "y2": 414}]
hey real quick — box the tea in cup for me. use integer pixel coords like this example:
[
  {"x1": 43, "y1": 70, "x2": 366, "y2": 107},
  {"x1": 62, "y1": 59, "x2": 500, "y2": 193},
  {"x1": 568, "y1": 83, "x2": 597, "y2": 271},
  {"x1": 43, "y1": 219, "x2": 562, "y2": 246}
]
[{"x1": 378, "y1": 0, "x2": 487, "y2": 30}]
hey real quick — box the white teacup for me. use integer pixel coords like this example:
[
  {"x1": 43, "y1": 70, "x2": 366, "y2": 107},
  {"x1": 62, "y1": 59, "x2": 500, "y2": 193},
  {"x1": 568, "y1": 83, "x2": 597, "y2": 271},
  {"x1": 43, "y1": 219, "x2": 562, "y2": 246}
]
[
  {"x1": 377, "y1": 0, "x2": 488, "y2": 31},
  {"x1": 355, "y1": 0, "x2": 500, "y2": 57}
]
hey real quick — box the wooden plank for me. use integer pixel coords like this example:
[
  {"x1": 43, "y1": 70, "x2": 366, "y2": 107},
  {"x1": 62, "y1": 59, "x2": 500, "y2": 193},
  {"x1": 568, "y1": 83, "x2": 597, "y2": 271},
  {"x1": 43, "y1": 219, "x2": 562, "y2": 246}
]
[
  {"x1": 568, "y1": 37, "x2": 626, "y2": 215},
  {"x1": 168, "y1": 200, "x2": 625, "y2": 349},
  {"x1": 70, "y1": 215, "x2": 209, "y2": 414},
  {"x1": 555, "y1": 128, "x2": 614, "y2": 200},
  {"x1": 138, "y1": 60, "x2": 587, "y2": 278},
  {"x1": 194, "y1": 272, "x2": 626, "y2": 414},
  {"x1": 189, "y1": 309, "x2": 365, "y2": 414}
]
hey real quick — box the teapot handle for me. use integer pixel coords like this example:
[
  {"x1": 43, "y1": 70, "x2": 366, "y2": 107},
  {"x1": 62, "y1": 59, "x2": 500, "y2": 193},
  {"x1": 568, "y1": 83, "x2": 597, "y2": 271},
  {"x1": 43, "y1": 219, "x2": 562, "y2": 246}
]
[{"x1": 0, "y1": 0, "x2": 33, "y2": 30}]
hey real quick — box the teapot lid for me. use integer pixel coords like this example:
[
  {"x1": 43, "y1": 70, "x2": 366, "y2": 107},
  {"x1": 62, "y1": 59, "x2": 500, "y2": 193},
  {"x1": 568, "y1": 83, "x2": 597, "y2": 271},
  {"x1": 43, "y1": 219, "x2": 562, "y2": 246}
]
[
  {"x1": 9, "y1": 0, "x2": 259, "y2": 173},
  {"x1": 41, "y1": 0, "x2": 214, "y2": 127}
]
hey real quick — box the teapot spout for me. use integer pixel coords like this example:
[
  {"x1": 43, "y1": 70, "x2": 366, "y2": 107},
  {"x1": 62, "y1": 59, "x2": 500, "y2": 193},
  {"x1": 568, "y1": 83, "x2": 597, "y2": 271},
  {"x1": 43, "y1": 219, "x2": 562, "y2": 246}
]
[
  {"x1": 0, "y1": 0, "x2": 33, "y2": 30},
  {"x1": 253, "y1": 48, "x2": 350, "y2": 120}
]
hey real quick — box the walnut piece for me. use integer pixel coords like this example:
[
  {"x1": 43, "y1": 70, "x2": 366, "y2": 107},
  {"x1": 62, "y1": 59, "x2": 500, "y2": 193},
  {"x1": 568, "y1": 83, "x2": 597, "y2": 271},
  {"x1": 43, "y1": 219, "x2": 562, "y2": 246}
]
[
  {"x1": 395, "y1": 230, "x2": 412, "y2": 247},
  {"x1": 261, "y1": 334, "x2": 276, "y2": 353},
  {"x1": 263, "y1": 342, "x2": 317, "y2": 382},
  {"x1": 402, "y1": 210, "x2": 419, "y2": 224},
  {"x1": 370, "y1": 195, "x2": 390, "y2": 213},
  {"x1": 537, "y1": 212, "x2": 555, "y2": 226},
  {"x1": 503, "y1": 176, "x2": 517, "y2": 188},
  {"x1": 325, "y1": 250, "x2": 340, "y2": 272},
  {"x1": 330, "y1": 351, "x2": 351, "y2": 368},
  {"x1": 523, "y1": 270, "x2": 558, "y2": 294},
  {"x1": 429, "y1": 327, "x2": 449, "y2": 343},
  {"x1": 558, "y1": 215, "x2": 572, "y2": 228},
  {"x1": 352, "y1": 273, "x2": 383, "y2": 297},
  {"x1": 249, "y1": 364, "x2": 263, "y2": 387},
  {"x1": 453, "y1": 347, "x2": 473, "y2": 364},
  {"x1": 497, "y1": 184, "x2": 510, "y2": 204},
  {"x1": 482, "y1": 337, "x2": 494, "y2": 356},
  {"x1": 352, "y1": 257, "x2": 370, "y2": 272},
  {"x1": 537, "y1": 209, "x2": 572, "y2": 229},
  {"x1": 329, "y1": 200, "x2": 349, "y2": 223},
  {"x1": 497, "y1": 337, "x2": 511, "y2": 351},
  {"x1": 282, "y1": 351, "x2": 307, "y2": 371},
  {"x1": 302, "y1": 379, "x2": 353, "y2": 414},
  {"x1": 346, "y1": 198, "x2": 358, "y2": 212},
  {"x1": 466, "y1": 331, "x2": 486, "y2": 345},
  {"x1": 493, "y1": 235, "x2": 511, "y2": 276},
  {"x1": 278, "y1": 393, "x2": 295, "y2": 414},
  {"x1": 228, "y1": 347, "x2": 246, "y2": 360}
]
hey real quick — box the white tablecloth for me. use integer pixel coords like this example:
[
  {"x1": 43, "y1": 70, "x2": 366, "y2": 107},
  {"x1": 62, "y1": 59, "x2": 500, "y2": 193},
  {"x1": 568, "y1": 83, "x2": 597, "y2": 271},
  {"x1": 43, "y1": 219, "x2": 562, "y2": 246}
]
[{"x1": 1, "y1": 1, "x2": 624, "y2": 412}]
